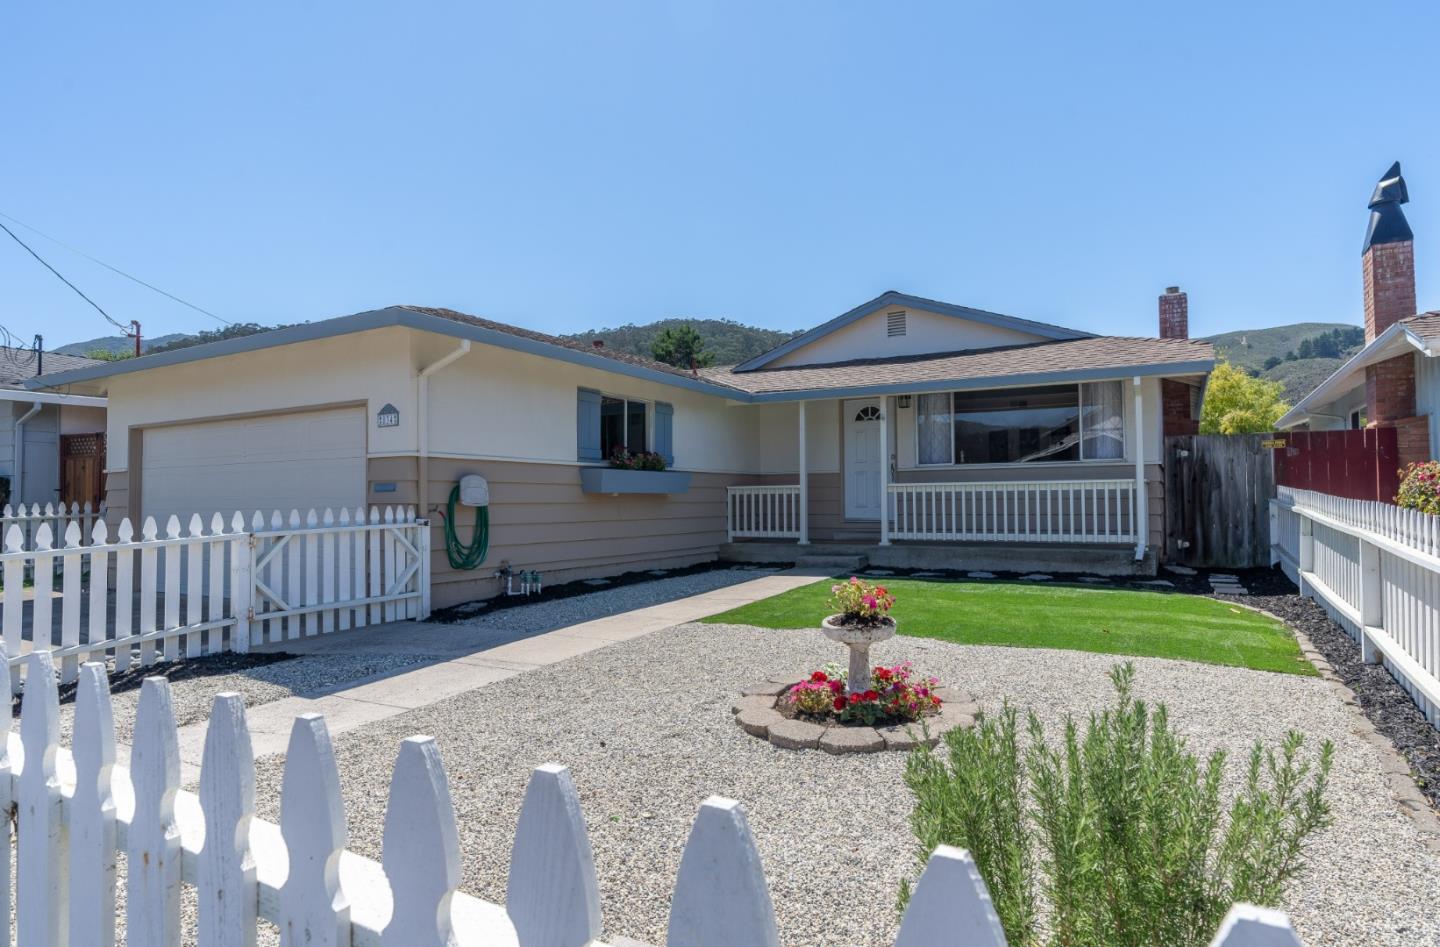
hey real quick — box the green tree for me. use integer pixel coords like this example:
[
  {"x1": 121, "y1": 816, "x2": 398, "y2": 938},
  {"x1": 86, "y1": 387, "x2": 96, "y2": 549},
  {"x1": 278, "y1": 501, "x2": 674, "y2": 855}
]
[
  {"x1": 84, "y1": 348, "x2": 135, "y2": 362},
  {"x1": 1199, "y1": 362, "x2": 1291, "y2": 434},
  {"x1": 650, "y1": 323, "x2": 714, "y2": 368},
  {"x1": 1262, "y1": 356, "x2": 1282, "y2": 371}
]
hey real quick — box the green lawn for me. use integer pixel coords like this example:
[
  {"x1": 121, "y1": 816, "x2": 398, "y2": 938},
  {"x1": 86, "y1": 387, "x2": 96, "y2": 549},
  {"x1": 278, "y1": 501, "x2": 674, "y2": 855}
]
[{"x1": 703, "y1": 578, "x2": 1315, "y2": 676}]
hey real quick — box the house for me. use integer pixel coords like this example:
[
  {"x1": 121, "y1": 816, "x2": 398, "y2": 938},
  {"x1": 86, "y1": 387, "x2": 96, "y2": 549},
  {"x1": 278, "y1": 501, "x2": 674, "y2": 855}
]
[
  {"x1": 29, "y1": 291, "x2": 1212, "y2": 606},
  {"x1": 1277, "y1": 162, "x2": 1438, "y2": 466},
  {"x1": 0, "y1": 346, "x2": 107, "y2": 509}
]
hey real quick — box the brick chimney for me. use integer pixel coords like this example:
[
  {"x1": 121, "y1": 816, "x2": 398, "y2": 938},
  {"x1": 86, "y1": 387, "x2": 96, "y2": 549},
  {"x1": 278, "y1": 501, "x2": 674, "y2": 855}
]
[
  {"x1": 1159, "y1": 286, "x2": 1199, "y2": 435},
  {"x1": 1159, "y1": 286, "x2": 1188, "y2": 339},
  {"x1": 1361, "y1": 162, "x2": 1428, "y2": 466}
]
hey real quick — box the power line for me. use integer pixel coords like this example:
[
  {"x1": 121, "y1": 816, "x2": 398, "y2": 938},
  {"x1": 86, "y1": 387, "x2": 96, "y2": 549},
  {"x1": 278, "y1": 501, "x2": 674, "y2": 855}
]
[
  {"x1": 0, "y1": 219, "x2": 132, "y2": 333},
  {"x1": 0, "y1": 210, "x2": 232, "y2": 326}
]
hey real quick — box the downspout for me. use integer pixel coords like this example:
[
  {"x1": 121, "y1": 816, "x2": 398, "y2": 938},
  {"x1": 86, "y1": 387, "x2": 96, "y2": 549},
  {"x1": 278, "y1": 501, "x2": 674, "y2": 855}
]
[
  {"x1": 417, "y1": 340, "x2": 471, "y2": 515},
  {"x1": 12, "y1": 402, "x2": 42, "y2": 508},
  {"x1": 1132, "y1": 377, "x2": 1147, "y2": 562}
]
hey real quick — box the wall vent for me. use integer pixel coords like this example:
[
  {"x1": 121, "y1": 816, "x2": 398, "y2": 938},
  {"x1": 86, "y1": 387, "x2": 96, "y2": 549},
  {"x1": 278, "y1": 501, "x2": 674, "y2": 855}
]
[{"x1": 886, "y1": 311, "x2": 907, "y2": 337}]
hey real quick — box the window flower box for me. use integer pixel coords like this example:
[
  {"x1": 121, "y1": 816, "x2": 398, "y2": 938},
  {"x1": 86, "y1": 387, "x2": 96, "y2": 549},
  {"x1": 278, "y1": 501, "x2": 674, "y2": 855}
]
[{"x1": 579, "y1": 467, "x2": 691, "y2": 495}]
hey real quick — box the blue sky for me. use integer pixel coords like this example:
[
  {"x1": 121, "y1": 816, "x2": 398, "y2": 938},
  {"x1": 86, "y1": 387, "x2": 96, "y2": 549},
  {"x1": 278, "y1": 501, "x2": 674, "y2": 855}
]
[{"x1": 3, "y1": 2, "x2": 1438, "y2": 350}]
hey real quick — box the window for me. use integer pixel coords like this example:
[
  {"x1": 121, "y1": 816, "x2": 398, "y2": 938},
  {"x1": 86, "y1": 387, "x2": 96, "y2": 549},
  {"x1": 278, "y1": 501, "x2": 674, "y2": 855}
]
[
  {"x1": 887, "y1": 311, "x2": 907, "y2": 337},
  {"x1": 915, "y1": 381, "x2": 1126, "y2": 466},
  {"x1": 600, "y1": 396, "x2": 647, "y2": 457}
]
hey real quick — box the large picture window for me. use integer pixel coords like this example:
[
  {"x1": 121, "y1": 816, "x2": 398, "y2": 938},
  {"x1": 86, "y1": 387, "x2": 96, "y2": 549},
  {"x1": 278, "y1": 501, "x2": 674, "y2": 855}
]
[
  {"x1": 600, "y1": 396, "x2": 648, "y2": 457},
  {"x1": 915, "y1": 381, "x2": 1125, "y2": 466}
]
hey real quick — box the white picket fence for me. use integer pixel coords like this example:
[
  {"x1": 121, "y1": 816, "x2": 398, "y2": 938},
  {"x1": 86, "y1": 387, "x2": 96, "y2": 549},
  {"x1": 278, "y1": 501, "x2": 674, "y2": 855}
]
[
  {"x1": 1272, "y1": 486, "x2": 1440, "y2": 724},
  {"x1": 1, "y1": 502, "x2": 105, "y2": 550},
  {"x1": 0, "y1": 645, "x2": 1304, "y2": 947},
  {"x1": 1, "y1": 506, "x2": 429, "y2": 692}
]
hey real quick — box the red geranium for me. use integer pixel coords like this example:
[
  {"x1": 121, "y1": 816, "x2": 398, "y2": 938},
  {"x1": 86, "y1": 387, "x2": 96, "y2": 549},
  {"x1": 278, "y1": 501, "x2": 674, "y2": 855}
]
[
  {"x1": 832, "y1": 696, "x2": 845, "y2": 711},
  {"x1": 863, "y1": 690, "x2": 879, "y2": 701},
  {"x1": 810, "y1": 670, "x2": 828, "y2": 682}
]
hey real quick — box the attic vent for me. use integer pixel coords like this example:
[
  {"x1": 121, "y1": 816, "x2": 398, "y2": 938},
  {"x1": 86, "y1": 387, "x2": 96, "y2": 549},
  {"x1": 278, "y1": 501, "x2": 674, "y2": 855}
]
[{"x1": 886, "y1": 311, "x2": 907, "y2": 337}]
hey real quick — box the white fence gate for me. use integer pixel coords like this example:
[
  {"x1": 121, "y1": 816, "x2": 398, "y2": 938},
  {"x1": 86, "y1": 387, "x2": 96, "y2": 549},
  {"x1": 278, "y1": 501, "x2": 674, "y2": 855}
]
[
  {"x1": 1272, "y1": 486, "x2": 1440, "y2": 724},
  {"x1": 1, "y1": 506, "x2": 429, "y2": 691},
  {"x1": 1, "y1": 645, "x2": 1304, "y2": 947}
]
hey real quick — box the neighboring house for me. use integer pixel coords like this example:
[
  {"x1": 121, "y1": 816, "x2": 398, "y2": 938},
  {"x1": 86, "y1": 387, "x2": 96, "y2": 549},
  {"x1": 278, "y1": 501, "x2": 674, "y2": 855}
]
[
  {"x1": 1278, "y1": 163, "x2": 1438, "y2": 466},
  {"x1": 0, "y1": 347, "x2": 108, "y2": 509},
  {"x1": 30, "y1": 291, "x2": 1212, "y2": 606}
]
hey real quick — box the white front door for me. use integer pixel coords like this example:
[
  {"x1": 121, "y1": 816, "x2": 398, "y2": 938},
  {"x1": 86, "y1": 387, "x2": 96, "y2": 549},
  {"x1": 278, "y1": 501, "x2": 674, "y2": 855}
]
[{"x1": 844, "y1": 398, "x2": 883, "y2": 520}]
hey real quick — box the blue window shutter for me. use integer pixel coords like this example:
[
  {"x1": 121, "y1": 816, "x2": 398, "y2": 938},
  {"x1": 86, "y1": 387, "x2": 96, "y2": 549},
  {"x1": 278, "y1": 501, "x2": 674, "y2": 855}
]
[
  {"x1": 655, "y1": 401, "x2": 674, "y2": 466},
  {"x1": 577, "y1": 388, "x2": 602, "y2": 462}
]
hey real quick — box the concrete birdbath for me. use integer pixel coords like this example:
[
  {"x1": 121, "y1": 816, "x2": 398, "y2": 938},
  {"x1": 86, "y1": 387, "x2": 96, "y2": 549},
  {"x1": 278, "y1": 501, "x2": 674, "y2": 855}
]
[{"x1": 822, "y1": 615, "x2": 896, "y2": 697}]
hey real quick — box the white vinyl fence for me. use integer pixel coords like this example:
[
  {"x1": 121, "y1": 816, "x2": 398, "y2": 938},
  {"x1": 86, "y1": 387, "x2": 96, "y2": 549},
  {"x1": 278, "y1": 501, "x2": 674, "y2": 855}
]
[
  {"x1": 1272, "y1": 486, "x2": 1440, "y2": 724},
  {"x1": 1, "y1": 645, "x2": 1304, "y2": 947},
  {"x1": 1, "y1": 506, "x2": 429, "y2": 692}
]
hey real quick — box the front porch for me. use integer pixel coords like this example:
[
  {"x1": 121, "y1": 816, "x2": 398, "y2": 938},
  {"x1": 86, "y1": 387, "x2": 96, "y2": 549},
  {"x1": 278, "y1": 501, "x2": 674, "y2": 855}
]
[{"x1": 719, "y1": 536, "x2": 1157, "y2": 576}]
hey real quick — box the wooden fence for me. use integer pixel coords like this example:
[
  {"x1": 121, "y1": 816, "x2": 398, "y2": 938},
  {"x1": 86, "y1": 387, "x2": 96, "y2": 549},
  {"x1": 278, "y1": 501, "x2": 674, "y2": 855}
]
[
  {"x1": 1272, "y1": 487, "x2": 1440, "y2": 724},
  {"x1": 1, "y1": 506, "x2": 429, "y2": 692},
  {"x1": 1, "y1": 645, "x2": 1305, "y2": 946},
  {"x1": 1272, "y1": 428, "x2": 1400, "y2": 502},
  {"x1": 1165, "y1": 434, "x2": 1275, "y2": 567}
]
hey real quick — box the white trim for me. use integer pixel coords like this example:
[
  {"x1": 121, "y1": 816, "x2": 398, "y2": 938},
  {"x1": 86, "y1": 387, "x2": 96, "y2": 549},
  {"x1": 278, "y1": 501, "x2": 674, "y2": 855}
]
[
  {"x1": 0, "y1": 388, "x2": 106, "y2": 408},
  {"x1": 1276, "y1": 320, "x2": 1436, "y2": 428},
  {"x1": 797, "y1": 400, "x2": 809, "y2": 546}
]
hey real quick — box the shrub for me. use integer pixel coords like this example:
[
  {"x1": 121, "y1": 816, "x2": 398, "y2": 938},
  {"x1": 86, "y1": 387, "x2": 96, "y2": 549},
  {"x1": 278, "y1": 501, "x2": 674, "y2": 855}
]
[
  {"x1": 1396, "y1": 461, "x2": 1440, "y2": 514},
  {"x1": 901, "y1": 664, "x2": 1333, "y2": 946},
  {"x1": 827, "y1": 576, "x2": 895, "y2": 625}
]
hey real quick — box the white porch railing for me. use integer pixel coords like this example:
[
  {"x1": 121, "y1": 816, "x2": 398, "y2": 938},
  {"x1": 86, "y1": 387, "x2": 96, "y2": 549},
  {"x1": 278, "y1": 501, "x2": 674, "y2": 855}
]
[
  {"x1": 1, "y1": 646, "x2": 1305, "y2": 946},
  {"x1": 888, "y1": 479, "x2": 1139, "y2": 544},
  {"x1": 1272, "y1": 486, "x2": 1440, "y2": 725},
  {"x1": 1, "y1": 506, "x2": 430, "y2": 692},
  {"x1": 727, "y1": 485, "x2": 802, "y2": 540}
]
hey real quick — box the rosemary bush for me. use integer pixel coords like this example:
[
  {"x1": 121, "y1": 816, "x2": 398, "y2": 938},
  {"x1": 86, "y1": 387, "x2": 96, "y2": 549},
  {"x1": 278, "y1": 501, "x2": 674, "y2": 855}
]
[{"x1": 902, "y1": 664, "x2": 1333, "y2": 947}]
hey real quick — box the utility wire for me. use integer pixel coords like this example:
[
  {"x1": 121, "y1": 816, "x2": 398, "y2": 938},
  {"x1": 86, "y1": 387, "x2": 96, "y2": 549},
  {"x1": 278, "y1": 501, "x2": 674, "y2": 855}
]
[
  {"x1": 0, "y1": 219, "x2": 131, "y2": 333},
  {"x1": 0, "y1": 210, "x2": 232, "y2": 326}
]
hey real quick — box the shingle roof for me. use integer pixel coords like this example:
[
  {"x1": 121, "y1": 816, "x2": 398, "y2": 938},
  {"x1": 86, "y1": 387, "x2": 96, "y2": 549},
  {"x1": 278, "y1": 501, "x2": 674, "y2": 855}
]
[
  {"x1": 398, "y1": 306, "x2": 713, "y2": 384},
  {"x1": 1401, "y1": 311, "x2": 1440, "y2": 343},
  {"x1": 698, "y1": 336, "x2": 1214, "y2": 394},
  {"x1": 0, "y1": 347, "x2": 101, "y2": 390}
]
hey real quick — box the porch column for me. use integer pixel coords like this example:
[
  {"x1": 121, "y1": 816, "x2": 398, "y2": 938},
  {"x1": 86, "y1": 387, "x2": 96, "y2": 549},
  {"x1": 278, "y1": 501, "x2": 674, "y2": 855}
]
[
  {"x1": 1132, "y1": 376, "x2": 1146, "y2": 561},
  {"x1": 797, "y1": 400, "x2": 810, "y2": 545},
  {"x1": 879, "y1": 396, "x2": 891, "y2": 546}
]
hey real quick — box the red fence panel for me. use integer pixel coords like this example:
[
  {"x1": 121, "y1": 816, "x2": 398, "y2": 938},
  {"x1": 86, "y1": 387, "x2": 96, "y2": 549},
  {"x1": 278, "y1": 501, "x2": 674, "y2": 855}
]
[{"x1": 1272, "y1": 427, "x2": 1400, "y2": 501}]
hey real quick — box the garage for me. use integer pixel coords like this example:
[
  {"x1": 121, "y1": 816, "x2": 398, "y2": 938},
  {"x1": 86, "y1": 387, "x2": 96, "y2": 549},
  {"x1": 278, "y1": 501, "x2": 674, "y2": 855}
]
[{"x1": 140, "y1": 406, "x2": 368, "y2": 525}]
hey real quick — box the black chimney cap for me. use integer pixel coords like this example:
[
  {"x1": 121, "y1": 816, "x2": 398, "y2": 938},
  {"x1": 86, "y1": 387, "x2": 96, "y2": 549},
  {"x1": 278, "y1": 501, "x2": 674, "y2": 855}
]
[{"x1": 1364, "y1": 161, "x2": 1414, "y2": 252}]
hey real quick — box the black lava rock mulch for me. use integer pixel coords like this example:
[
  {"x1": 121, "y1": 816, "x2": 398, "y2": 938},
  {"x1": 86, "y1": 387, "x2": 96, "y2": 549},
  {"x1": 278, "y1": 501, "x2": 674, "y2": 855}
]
[{"x1": 1245, "y1": 573, "x2": 1440, "y2": 810}]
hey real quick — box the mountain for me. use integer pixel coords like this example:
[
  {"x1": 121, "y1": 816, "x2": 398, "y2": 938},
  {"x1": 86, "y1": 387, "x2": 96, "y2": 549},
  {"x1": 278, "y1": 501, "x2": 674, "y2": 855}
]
[
  {"x1": 1202, "y1": 322, "x2": 1364, "y2": 403},
  {"x1": 56, "y1": 333, "x2": 188, "y2": 357},
  {"x1": 562, "y1": 318, "x2": 799, "y2": 366},
  {"x1": 57, "y1": 323, "x2": 285, "y2": 359}
]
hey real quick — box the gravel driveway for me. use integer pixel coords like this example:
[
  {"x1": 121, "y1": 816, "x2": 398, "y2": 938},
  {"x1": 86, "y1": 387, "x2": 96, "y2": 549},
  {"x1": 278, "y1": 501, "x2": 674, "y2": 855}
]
[{"x1": 247, "y1": 621, "x2": 1438, "y2": 947}]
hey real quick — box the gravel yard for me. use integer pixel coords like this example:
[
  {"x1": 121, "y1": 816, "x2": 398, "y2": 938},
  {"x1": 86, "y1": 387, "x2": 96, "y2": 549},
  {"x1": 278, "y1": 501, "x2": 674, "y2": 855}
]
[{"x1": 247, "y1": 619, "x2": 1440, "y2": 947}]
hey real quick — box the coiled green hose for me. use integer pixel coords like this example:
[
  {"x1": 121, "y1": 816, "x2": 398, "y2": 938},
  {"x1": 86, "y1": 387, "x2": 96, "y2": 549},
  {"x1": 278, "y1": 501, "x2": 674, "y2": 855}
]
[{"x1": 443, "y1": 483, "x2": 489, "y2": 570}]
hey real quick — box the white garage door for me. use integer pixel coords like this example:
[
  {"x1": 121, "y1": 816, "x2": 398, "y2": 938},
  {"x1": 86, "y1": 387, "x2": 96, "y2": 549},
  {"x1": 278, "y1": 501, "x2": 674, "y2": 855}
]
[{"x1": 141, "y1": 407, "x2": 367, "y2": 526}]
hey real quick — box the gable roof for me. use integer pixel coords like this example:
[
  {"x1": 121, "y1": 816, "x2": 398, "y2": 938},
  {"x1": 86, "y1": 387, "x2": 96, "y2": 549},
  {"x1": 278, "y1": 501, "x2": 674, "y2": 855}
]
[
  {"x1": 732, "y1": 291, "x2": 1095, "y2": 371},
  {"x1": 1277, "y1": 312, "x2": 1440, "y2": 428},
  {"x1": 702, "y1": 336, "x2": 1212, "y2": 400},
  {"x1": 30, "y1": 303, "x2": 1210, "y2": 404}
]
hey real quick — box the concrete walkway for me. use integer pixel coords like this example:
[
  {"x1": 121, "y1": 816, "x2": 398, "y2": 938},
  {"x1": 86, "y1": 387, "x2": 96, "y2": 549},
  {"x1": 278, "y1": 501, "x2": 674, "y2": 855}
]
[{"x1": 139, "y1": 569, "x2": 828, "y2": 781}]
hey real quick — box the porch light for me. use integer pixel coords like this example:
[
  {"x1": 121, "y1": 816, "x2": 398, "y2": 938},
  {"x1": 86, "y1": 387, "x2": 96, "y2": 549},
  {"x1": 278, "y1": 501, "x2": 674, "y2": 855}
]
[{"x1": 897, "y1": 395, "x2": 912, "y2": 409}]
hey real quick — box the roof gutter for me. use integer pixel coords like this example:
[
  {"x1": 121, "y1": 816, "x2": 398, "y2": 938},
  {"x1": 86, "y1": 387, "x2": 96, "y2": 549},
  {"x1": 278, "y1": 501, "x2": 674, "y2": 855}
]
[{"x1": 418, "y1": 340, "x2": 471, "y2": 515}]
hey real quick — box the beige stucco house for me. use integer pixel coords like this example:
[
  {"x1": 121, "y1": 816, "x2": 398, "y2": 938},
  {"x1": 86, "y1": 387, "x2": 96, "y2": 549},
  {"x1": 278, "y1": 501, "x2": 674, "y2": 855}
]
[{"x1": 31, "y1": 292, "x2": 1213, "y2": 606}]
